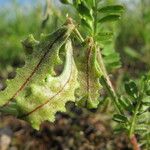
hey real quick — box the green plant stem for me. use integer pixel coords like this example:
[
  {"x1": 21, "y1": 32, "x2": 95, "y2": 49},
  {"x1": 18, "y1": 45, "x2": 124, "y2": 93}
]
[
  {"x1": 97, "y1": 49, "x2": 122, "y2": 114},
  {"x1": 74, "y1": 28, "x2": 85, "y2": 43},
  {"x1": 128, "y1": 96, "x2": 142, "y2": 150},
  {"x1": 93, "y1": 0, "x2": 98, "y2": 37},
  {"x1": 92, "y1": 0, "x2": 122, "y2": 114},
  {"x1": 129, "y1": 97, "x2": 142, "y2": 137},
  {"x1": 92, "y1": 0, "x2": 121, "y2": 113}
]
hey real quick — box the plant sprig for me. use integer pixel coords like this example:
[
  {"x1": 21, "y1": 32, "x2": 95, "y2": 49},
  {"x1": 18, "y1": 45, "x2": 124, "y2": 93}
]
[
  {"x1": 113, "y1": 74, "x2": 150, "y2": 149},
  {"x1": 59, "y1": 1, "x2": 150, "y2": 149}
]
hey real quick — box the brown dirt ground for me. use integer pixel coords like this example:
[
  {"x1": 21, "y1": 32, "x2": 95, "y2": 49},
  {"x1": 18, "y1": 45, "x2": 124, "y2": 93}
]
[{"x1": 0, "y1": 102, "x2": 132, "y2": 150}]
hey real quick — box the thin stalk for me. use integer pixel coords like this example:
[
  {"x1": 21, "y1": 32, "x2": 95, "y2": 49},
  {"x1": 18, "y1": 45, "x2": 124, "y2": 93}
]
[
  {"x1": 92, "y1": 0, "x2": 122, "y2": 114},
  {"x1": 130, "y1": 135, "x2": 141, "y2": 150},
  {"x1": 129, "y1": 97, "x2": 142, "y2": 137},
  {"x1": 97, "y1": 47, "x2": 122, "y2": 114},
  {"x1": 128, "y1": 96, "x2": 142, "y2": 150},
  {"x1": 74, "y1": 28, "x2": 85, "y2": 43},
  {"x1": 93, "y1": 0, "x2": 98, "y2": 37},
  {"x1": 99, "y1": 48, "x2": 140, "y2": 150}
]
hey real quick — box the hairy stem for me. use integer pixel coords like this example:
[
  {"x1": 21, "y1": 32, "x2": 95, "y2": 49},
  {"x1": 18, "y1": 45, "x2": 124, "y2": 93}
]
[
  {"x1": 128, "y1": 96, "x2": 142, "y2": 150},
  {"x1": 92, "y1": 0, "x2": 122, "y2": 114},
  {"x1": 130, "y1": 135, "x2": 141, "y2": 150},
  {"x1": 97, "y1": 48, "x2": 122, "y2": 114},
  {"x1": 129, "y1": 97, "x2": 142, "y2": 137},
  {"x1": 74, "y1": 28, "x2": 85, "y2": 43}
]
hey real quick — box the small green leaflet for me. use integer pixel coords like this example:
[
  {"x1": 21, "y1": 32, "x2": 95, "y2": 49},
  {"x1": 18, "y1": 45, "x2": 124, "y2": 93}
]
[
  {"x1": 99, "y1": 14, "x2": 121, "y2": 23},
  {"x1": 98, "y1": 5, "x2": 124, "y2": 24},
  {"x1": 113, "y1": 114, "x2": 128, "y2": 123},
  {"x1": 98, "y1": 5, "x2": 124, "y2": 14}
]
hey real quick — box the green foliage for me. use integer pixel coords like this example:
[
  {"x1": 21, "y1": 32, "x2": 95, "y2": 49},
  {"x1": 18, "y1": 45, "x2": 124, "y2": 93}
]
[
  {"x1": 0, "y1": 0, "x2": 124, "y2": 129},
  {"x1": 60, "y1": 0, "x2": 124, "y2": 72},
  {"x1": 0, "y1": 22, "x2": 79, "y2": 129},
  {"x1": 124, "y1": 80, "x2": 139, "y2": 98},
  {"x1": 0, "y1": 1, "x2": 64, "y2": 76},
  {"x1": 113, "y1": 114, "x2": 128, "y2": 123},
  {"x1": 98, "y1": 5, "x2": 124, "y2": 14},
  {"x1": 99, "y1": 14, "x2": 121, "y2": 23},
  {"x1": 0, "y1": 1, "x2": 149, "y2": 149},
  {"x1": 113, "y1": 73, "x2": 150, "y2": 148}
]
